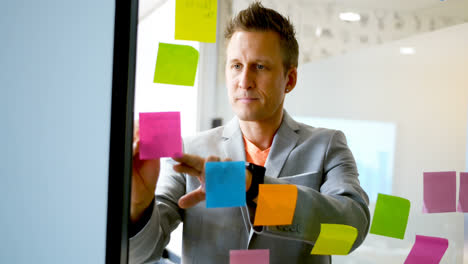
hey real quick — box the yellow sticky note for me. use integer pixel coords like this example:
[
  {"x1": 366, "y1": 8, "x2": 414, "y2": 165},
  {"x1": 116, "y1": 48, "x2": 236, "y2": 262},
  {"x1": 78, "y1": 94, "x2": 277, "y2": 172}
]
[
  {"x1": 311, "y1": 224, "x2": 358, "y2": 255},
  {"x1": 253, "y1": 184, "x2": 298, "y2": 226},
  {"x1": 175, "y1": 0, "x2": 217, "y2": 43}
]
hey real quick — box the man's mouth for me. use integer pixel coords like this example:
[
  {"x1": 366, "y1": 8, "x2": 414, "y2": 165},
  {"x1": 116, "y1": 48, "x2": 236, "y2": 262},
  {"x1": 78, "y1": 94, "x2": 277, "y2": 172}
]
[{"x1": 237, "y1": 97, "x2": 259, "y2": 103}]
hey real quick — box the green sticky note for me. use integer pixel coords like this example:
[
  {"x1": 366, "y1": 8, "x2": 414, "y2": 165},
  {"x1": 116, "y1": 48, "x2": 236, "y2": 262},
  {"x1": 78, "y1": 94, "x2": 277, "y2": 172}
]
[
  {"x1": 311, "y1": 224, "x2": 358, "y2": 255},
  {"x1": 175, "y1": 0, "x2": 217, "y2": 43},
  {"x1": 370, "y1": 193, "x2": 410, "y2": 239},
  {"x1": 153, "y1": 43, "x2": 199, "y2": 86}
]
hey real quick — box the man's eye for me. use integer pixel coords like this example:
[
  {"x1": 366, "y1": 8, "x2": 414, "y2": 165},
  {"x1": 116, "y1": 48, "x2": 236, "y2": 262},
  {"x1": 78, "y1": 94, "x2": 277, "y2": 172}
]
[
  {"x1": 256, "y1": 64, "x2": 265, "y2": 70},
  {"x1": 233, "y1": 64, "x2": 241, "y2": 70}
]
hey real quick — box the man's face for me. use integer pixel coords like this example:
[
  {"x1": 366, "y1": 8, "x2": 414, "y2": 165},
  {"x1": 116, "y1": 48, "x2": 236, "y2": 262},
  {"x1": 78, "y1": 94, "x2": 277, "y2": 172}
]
[{"x1": 225, "y1": 30, "x2": 296, "y2": 122}]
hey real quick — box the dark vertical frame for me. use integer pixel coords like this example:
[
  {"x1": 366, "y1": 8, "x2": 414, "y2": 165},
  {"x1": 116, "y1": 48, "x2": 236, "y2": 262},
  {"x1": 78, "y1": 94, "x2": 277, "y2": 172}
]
[{"x1": 106, "y1": 0, "x2": 139, "y2": 263}]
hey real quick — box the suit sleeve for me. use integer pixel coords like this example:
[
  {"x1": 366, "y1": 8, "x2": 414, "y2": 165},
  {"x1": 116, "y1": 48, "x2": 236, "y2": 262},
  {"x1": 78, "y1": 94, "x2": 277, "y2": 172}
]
[
  {"x1": 128, "y1": 158, "x2": 186, "y2": 264},
  {"x1": 250, "y1": 130, "x2": 370, "y2": 252}
]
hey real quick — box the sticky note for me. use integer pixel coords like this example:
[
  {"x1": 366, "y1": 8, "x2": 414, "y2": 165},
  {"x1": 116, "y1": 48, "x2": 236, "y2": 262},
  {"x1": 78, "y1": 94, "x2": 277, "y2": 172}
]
[
  {"x1": 423, "y1": 171, "x2": 456, "y2": 213},
  {"x1": 254, "y1": 184, "x2": 297, "y2": 226},
  {"x1": 153, "y1": 43, "x2": 199, "y2": 86},
  {"x1": 311, "y1": 224, "x2": 358, "y2": 255},
  {"x1": 457, "y1": 172, "x2": 468, "y2": 212},
  {"x1": 230, "y1": 249, "x2": 269, "y2": 264},
  {"x1": 139, "y1": 112, "x2": 182, "y2": 159},
  {"x1": 370, "y1": 193, "x2": 410, "y2": 239},
  {"x1": 404, "y1": 235, "x2": 449, "y2": 264},
  {"x1": 205, "y1": 161, "x2": 246, "y2": 208},
  {"x1": 175, "y1": 0, "x2": 217, "y2": 43}
]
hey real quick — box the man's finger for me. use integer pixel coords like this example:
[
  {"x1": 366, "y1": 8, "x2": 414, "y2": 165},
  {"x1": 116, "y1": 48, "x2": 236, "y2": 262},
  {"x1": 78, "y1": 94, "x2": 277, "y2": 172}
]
[
  {"x1": 132, "y1": 139, "x2": 140, "y2": 157},
  {"x1": 173, "y1": 164, "x2": 201, "y2": 177},
  {"x1": 133, "y1": 120, "x2": 139, "y2": 141},
  {"x1": 178, "y1": 187, "x2": 206, "y2": 209},
  {"x1": 202, "y1": 156, "x2": 221, "y2": 178},
  {"x1": 205, "y1": 156, "x2": 221, "y2": 162},
  {"x1": 173, "y1": 153, "x2": 205, "y2": 171}
]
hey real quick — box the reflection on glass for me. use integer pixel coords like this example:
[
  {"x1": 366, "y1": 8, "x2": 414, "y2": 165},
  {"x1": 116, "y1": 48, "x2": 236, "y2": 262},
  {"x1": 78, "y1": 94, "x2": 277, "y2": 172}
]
[{"x1": 294, "y1": 116, "x2": 396, "y2": 202}]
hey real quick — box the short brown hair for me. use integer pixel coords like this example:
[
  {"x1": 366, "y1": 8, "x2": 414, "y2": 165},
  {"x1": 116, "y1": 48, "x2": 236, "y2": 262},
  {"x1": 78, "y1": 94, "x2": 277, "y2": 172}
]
[{"x1": 224, "y1": 2, "x2": 299, "y2": 72}]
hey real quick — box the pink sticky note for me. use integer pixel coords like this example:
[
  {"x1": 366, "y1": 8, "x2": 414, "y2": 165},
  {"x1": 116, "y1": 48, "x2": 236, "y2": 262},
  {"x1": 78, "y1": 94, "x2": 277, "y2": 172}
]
[
  {"x1": 230, "y1": 249, "x2": 269, "y2": 264},
  {"x1": 139, "y1": 112, "x2": 182, "y2": 159},
  {"x1": 404, "y1": 235, "x2": 448, "y2": 264},
  {"x1": 423, "y1": 171, "x2": 456, "y2": 213},
  {"x1": 458, "y1": 172, "x2": 468, "y2": 212}
]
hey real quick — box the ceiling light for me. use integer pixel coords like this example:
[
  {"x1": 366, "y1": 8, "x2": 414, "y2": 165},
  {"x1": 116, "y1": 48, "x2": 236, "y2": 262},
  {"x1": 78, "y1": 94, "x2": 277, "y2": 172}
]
[
  {"x1": 315, "y1": 27, "x2": 322, "y2": 37},
  {"x1": 400, "y1": 47, "x2": 415, "y2": 55},
  {"x1": 339, "y1": 12, "x2": 361, "y2": 22}
]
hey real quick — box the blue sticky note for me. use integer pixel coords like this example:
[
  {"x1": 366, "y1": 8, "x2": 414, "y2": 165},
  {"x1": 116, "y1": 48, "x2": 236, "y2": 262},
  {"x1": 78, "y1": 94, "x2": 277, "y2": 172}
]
[{"x1": 205, "y1": 161, "x2": 246, "y2": 208}]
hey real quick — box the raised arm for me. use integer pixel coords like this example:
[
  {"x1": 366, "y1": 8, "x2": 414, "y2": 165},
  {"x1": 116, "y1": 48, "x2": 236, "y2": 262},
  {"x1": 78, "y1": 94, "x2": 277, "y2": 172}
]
[{"x1": 250, "y1": 130, "x2": 370, "y2": 251}]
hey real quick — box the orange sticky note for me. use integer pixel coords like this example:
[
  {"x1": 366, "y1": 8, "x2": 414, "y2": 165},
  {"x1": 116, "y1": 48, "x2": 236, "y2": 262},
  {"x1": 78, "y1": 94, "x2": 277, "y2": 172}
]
[{"x1": 254, "y1": 184, "x2": 298, "y2": 226}]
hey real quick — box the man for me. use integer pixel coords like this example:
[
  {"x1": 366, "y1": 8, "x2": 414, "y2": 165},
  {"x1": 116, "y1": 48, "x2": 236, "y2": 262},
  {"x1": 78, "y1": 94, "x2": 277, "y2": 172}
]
[{"x1": 130, "y1": 3, "x2": 370, "y2": 264}]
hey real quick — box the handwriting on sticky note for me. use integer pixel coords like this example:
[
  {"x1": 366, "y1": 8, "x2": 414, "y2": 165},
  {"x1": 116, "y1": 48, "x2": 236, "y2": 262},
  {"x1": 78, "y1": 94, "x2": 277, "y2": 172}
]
[
  {"x1": 311, "y1": 224, "x2": 358, "y2": 255},
  {"x1": 370, "y1": 193, "x2": 410, "y2": 239},
  {"x1": 153, "y1": 43, "x2": 199, "y2": 86},
  {"x1": 404, "y1": 235, "x2": 448, "y2": 264},
  {"x1": 230, "y1": 249, "x2": 269, "y2": 264},
  {"x1": 457, "y1": 172, "x2": 468, "y2": 212},
  {"x1": 138, "y1": 112, "x2": 182, "y2": 159},
  {"x1": 423, "y1": 171, "x2": 456, "y2": 213},
  {"x1": 205, "y1": 161, "x2": 246, "y2": 208},
  {"x1": 175, "y1": 0, "x2": 217, "y2": 43},
  {"x1": 254, "y1": 184, "x2": 297, "y2": 226}
]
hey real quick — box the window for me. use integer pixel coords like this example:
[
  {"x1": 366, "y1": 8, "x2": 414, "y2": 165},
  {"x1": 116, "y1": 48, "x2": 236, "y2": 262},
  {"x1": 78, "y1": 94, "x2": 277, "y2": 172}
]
[
  {"x1": 135, "y1": 0, "x2": 199, "y2": 137},
  {"x1": 294, "y1": 116, "x2": 396, "y2": 202}
]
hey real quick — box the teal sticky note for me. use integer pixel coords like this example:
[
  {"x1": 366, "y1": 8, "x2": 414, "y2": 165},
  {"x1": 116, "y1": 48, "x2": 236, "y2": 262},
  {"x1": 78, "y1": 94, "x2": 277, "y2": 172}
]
[
  {"x1": 153, "y1": 43, "x2": 199, "y2": 86},
  {"x1": 370, "y1": 193, "x2": 410, "y2": 239},
  {"x1": 205, "y1": 161, "x2": 246, "y2": 208}
]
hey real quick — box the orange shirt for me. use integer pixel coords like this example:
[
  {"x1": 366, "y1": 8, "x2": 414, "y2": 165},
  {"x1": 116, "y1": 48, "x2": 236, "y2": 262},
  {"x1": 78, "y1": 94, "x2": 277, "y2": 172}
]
[{"x1": 243, "y1": 135, "x2": 271, "y2": 166}]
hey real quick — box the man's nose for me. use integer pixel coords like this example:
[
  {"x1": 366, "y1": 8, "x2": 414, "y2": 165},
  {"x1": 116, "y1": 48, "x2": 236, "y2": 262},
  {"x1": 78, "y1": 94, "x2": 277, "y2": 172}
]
[{"x1": 239, "y1": 68, "x2": 254, "y2": 90}]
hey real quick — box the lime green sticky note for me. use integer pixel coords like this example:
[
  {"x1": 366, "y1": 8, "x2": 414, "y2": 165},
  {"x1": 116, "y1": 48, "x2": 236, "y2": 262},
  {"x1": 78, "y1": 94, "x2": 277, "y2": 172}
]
[
  {"x1": 311, "y1": 224, "x2": 358, "y2": 255},
  {"x1": 153, "y1": 43, "x2": 199, "y2": 86},
  {"x1": 370, "y1": 193, "x2": 410, "y2": 239},
  {"x1": 175, "y1": 0, "x2": 217, "y2": 43}
]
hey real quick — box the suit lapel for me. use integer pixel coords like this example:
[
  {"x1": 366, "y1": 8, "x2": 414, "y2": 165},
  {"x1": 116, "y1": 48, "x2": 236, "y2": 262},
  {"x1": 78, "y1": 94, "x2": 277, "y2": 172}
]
[
  {"x1": 264, "y1": 111, "x2": 300, "y2": 178},
  {"x1": 223, "y1": 117, "x2": 252, "y2": 238},
  {"x1": 222, "y1": 112, "x2": 301, "y2": 243},
  {"x1": 221, "y1": 111, "x2": 300, "y2": 177},
  {"x1": 221, "y1": 117, "x2": 246, "y2": 161}
]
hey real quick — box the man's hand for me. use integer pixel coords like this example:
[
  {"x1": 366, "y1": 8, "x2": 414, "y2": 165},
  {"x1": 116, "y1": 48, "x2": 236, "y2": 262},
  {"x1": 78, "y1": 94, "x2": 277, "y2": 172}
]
[
  {"x1": 173, "y1": 154, "x2": 253, "y2": 208},
  {"x1": 131, "y1": 121, "x2": 160, "y2": 223},
  {"x1": 172, "y1": 154, "x2": 219, "y2": 208}
]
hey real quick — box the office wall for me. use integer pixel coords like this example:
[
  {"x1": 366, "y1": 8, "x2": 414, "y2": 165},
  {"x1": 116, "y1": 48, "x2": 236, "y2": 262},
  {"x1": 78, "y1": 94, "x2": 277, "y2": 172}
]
[
  {"x1": 285, "y1": 23, "x2": 468, "y2": 263},
  {"x1": 0, "y1": 1, "x2": 115, "y2": 263}
]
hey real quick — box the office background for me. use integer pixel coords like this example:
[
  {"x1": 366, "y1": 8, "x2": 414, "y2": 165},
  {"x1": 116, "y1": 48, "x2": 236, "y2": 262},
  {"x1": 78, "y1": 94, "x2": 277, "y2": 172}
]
[{"x1": 135, "y1": 0, "x2": 468, "y2": 263}]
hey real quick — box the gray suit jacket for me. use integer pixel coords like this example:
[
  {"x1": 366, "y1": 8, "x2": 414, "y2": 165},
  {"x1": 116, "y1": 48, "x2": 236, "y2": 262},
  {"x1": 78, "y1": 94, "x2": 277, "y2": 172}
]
[{"x1": 129, "y1": 111, "x2": 370, "y2": 264}]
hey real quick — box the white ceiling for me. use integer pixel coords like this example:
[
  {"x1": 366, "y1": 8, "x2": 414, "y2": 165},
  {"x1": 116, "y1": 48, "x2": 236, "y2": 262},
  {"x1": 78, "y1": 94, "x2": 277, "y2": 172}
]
[
  {"x1": 142, "y1": 0, "x2": 468, "y2": 22},
  {"x1": 295, "y1": 0, "x2": 464, "y2": 11},
  {"x1": 232, "y1": 0, "x2": 468, "y2": 20}
]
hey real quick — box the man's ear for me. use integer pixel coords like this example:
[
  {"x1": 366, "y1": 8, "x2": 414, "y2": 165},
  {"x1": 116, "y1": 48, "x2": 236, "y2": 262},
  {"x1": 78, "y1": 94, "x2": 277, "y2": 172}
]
[{"x1": 285, "y1": 67, "x2": 297, "y2": 93}]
